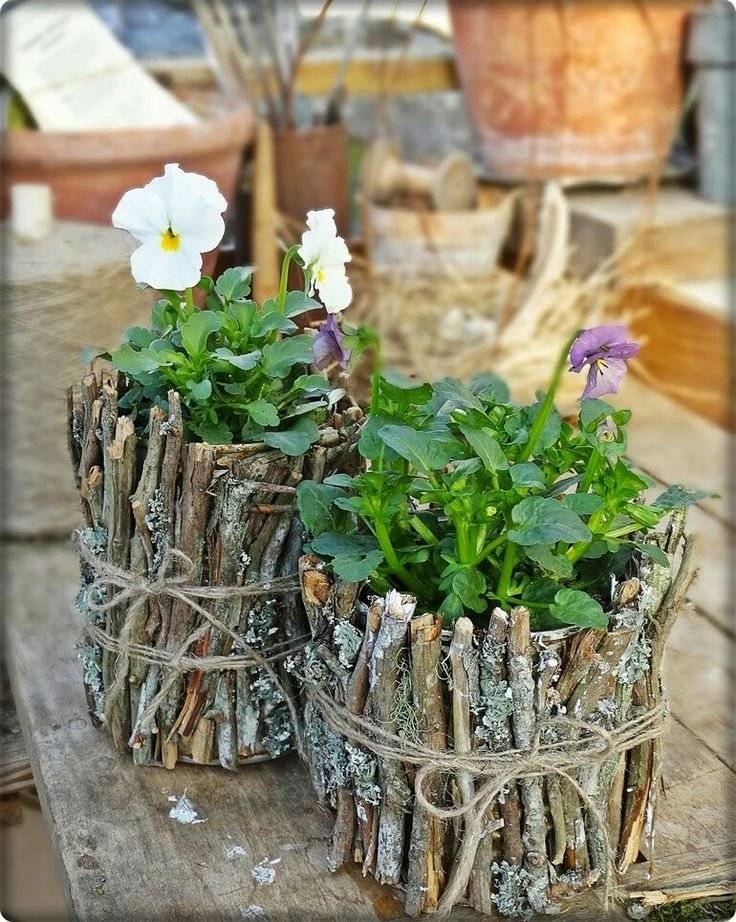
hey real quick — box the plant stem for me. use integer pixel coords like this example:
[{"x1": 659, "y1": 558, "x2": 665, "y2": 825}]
[
  {"x1": 184, "y1": 287, "x2": 196, "y2": 315},
  {"x1": 518, "y1": 329, "x2": 579, "y2": 463},
  {"x1": 579, "y1": 448, "x2": 601, "y2": 494},
  {"x1": 276, "y1": 245, "x2": 301, "y2": 313},
  {"x1": 369, "y1": 340, "x2": 382, "y2": 418},
  {"x1": 374, "y1": 518, "x2": 422, "y2": 595},
  {"x1": 496, "y1": 542, "x2": 518, "y2": 599}
]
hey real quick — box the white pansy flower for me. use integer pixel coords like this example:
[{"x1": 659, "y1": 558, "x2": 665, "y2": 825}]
[
  {"x1": 298, "y1": 208, "x2": 352, "y2": 314},
  {"x1": 112, "y1": 162, "x2": 227, "y2": 291}
]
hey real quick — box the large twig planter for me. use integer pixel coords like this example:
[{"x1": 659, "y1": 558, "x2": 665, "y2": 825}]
[
  {"x1": 295, "y1": 514, "x2": 695, "y2": 916},
  {"x1": 67, "y1": 361, "x2": 361, "y2": 769}
]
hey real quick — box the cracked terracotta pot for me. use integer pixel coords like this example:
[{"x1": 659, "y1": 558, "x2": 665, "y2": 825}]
[{"x1": 448, "y1": 0, "x2": 699, "y2": 183}]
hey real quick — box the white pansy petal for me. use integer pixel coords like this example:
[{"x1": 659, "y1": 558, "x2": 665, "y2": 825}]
[
  {"x1": 130, "y1": 238, "x2": 202, "y2": 291},
  {"x1": 170, "y1": 195, "x2": 225, "y2": 253},
  {"x1": 183, "y1": 171, "x2": 227, "y2": 213},
  {"x1": 146, "y1": 162, "x2": 190, "y2": 219},
  {"x1": 112, "y1": 186, "x2": 167, "y2": 242},
  {"x1": 317, "y1": 267, "x2": 352, "y2": 314},
  {"x1": 306, "y1": 208, "x2": 336, "y2": 234},
  {"x1": 321, "y1": 234, "x2": 351, "y2": 266}
]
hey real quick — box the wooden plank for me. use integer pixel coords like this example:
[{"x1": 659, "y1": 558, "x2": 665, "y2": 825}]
[
  {"x1": 5, "y1": 543, "x2": 409, "y2": 922},
  {"x1": 664, "y1": 605, "x2": 734, "y2": 770},
  {"x1": 146, "y1": 53, "x2": 458, "y2": 96},
  {"x1": 620, "y1": 283, "x2": 733, "y2": 431},
  {"x1": 619, "y1": 377, "x2": 731, "y2": 524},
  {"x1": 8, "y1": 541, "x2": 734, "y2": 919},
  {"x1": 568, "y1": 186, "x2": 731, "y2": 280}
]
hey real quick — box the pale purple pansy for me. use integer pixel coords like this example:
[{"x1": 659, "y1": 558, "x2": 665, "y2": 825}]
[
  {"x1": 312, "y1": 314, "x2": 351, "y2": 370},
  {"x1": 569, "y1": 325, "x2": 640, "y2": 400}
]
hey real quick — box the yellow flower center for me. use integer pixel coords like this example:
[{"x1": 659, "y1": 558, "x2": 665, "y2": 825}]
[
  {"x1": 160, "y1": 227, "x2": 181, "y2": 252},
  {"x1": 315, "y1": 267, "x2": 326, "y2": 284}
]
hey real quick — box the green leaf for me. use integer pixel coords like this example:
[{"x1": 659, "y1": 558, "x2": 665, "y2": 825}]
[
  {"x1": 549, "y1": 589, "x2": 607, "y2": 629},
  {"x1": 245, "y1": 400, "x2": 280, "y2": 427},
  {"x1": 284, "y1": 290, "x2": 321, "y2": 318},
  {"x1": 261, "y1": 335, "x2": 313, "y2": 377},
  {"x1": 507, "y1": 496, "x2": 592, "y2": 547},
  {"x1": 459, "y1": 425, "x2": 509, "y2": 472},
  {"x1": 469, "y1": 373, "x2": 510, "y2": 404},
  {"x1": 188, "y1": 379, "x2": 212, "y2": 401},
  {"x1": 653, "y1": 484, "x2": 714, "y2": 509},
  {"x1": 332, "y1": 550, "x2": 385, "y2": 582},
  {"x1": 214, "y1": 348, "x2": 261, "y2": 371},
  {"x1": 452, "y1": 569, "x2": 487, "y2": 613},
  {"x1": 524, "y1": 544, "x2": 574, "y2": 578},
  {"x1": 181, "y1": 311, "x2": 222, "y2": 357},
  {"x1": 510, "y1": 462, "x2": 546, "y2": 489},
  {"x1": 358, "y1": 414, "x2": 400, "y2": 460},
  {"x1": 323, "y1": 473, "x2": 354, "y2": 488},
  {"x1": 579, "y1": 398, "x2": 615, "y2": 429},
  {"x1": 250, "y1": 311, "x2": 299, "y2": 337},
  {"x1": 379, "y1": 370, "x2": 433, "y2": 407},
  {"x1": 378, "y1": 425, "x2": 462, "y2": 472},
  {"x1": 311, "y1": 532, "x2": 378, "y2": 558},
  {"x1": 123, "y1": 326, "x2": 155, "y2": 349},
  {"x1": 439, "y1": 591, "x2": 465, "y2": 622},
  {"x1": 215, "y1": 266, "x2": 253, "y2": 301},
  {"x1": 562, "y1": 493, "x2": 603, "y2": 515},
  {"x1": 111, "y1": 344, "x2": 161, "y2": 376},
  {"x1": 192, "y1": 418, "x2": 233, "y2": 445},
  {"x1": 296, "y1": 481, "x2": 346, "y2": 536},
  {"x1": 631, "y1": 541, "x2": 670, "y2": 568},
  {"x1": 262, "y1": 417, "x2": 320, "y2": 456},
  {"x1": 294, "y1": 374, "x2": 332, "y2": 394},
  {"x1": 426, "y1": 377, "x2": 484, "y2": 415}
]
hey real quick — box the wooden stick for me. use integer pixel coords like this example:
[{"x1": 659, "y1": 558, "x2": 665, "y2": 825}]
[
  {"x1": 405, "y1": 613, "x2": 446, "y2": 915},
  {"x1": 369, "y1": 592, "x2": 415, "y2": 886},
  {"x1": 508, "y1": 607, "x2": 549, "y2": 913}
]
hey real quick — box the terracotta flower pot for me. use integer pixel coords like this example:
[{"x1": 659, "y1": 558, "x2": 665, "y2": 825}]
[
  {"x1": 1, "y1": 91, "x2": 254, "y2": 223},
  {"x1": 449, "y1": 0, "x2": 697, "y2": 183},
  {"x1": 274, "y1": 122, "x2": 349, "y2": 235}
]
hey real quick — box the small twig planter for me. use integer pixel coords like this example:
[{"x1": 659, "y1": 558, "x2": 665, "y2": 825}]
[
  {"x1": 67, "y1": 361, "x2": 361, "y2": 770},
  {"x1": 295, "y1": 513, "x2": 696, "y2": 917}
]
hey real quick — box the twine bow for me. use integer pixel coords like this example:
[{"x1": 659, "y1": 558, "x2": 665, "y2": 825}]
[
  {"x1": 304, "y1": 681, "x2": 668, "y2": 914},
  {"x1": 77, "y1": 539, "x2": 308, "y2": 754}
]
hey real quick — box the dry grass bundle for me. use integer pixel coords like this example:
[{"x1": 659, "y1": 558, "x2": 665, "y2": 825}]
[{"x1": 348, "y1": 247, "x2": 635, "y2": 409}]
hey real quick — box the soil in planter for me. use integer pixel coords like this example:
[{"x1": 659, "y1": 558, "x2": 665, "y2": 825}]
[
  {"x1": 295, "y1": 512, "x2": 695, "y2": 917},
  {"x1": 67, "y1": 361, "x2": 362, "y2": 769}
]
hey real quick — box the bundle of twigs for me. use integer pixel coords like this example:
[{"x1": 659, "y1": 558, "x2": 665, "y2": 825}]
[
  {"x1": 67, "y1": 360, "x2": 362, "y2": 769},
  {"x1": 193, "y1": 0, "x2": 366, "y2": 128},
  {"x1": 295, "y1": 512, "x2": 696, "y2": 916}
]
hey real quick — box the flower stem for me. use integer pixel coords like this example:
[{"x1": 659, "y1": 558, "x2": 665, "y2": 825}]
[
  {"x1": 518, "y1": 329, "x2": 579, "y2": 463},
  {"x1": 276, "y1": 245, "x2": 300, "y2": 314},
  {"x1": 579, "y1": 448, "x2": 601, "y2": 494},
  {"x1": 184, "y1": 287, "x2": 196, "y2": 315},
  {"x1": 369, "y1": 340, "x2": 382, "y2": 418}
]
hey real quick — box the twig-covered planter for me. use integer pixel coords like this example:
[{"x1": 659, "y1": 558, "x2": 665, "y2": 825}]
[
  {"x1": 67, "y1": 361, "x2": 361, "y2": 770},
  {"x1": 295, "y1": 514, "x2": 695, "y2": 917}
]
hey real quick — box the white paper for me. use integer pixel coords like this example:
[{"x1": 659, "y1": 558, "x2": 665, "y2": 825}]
[{"x1": 1, "y1": 1, "x2": 199, "y2": 131}]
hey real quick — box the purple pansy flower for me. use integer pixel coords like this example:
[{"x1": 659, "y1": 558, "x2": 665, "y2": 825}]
[
  {"x1": 569, "y1": 325, "x2": 640, "y2": 399},
  {"x1": 312, "y1": 314, "x2": 351, "y2": 371}
]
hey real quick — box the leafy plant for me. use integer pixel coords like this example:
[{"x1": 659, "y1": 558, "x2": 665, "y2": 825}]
[
  {"x1": 297, "y1": 344, "x2": 710, "y2": 631},
  {"x1": 93, "y1": 266, "x2": 348, "y2": 453}
]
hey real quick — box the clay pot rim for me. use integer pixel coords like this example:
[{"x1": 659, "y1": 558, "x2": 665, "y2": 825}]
[{"x1": 1, "y1": 102, "x2": 254, "y2": 168}]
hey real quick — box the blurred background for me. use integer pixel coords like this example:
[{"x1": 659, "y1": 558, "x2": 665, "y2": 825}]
[{"x1": 0, "y1": 0, "x2": 733, "y2": 917}]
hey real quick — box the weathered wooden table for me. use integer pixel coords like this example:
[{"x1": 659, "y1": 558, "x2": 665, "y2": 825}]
[{"x1": 6, "y1": 380, "x2": 734, "y2": 920}]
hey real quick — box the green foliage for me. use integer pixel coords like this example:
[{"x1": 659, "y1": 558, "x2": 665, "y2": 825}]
[
  {"x1": 297, "y1": 369, "x2": 706, "y2": 631},
  {"x1": 102, "y1": 267, "x2": 338, "y2": 452}
]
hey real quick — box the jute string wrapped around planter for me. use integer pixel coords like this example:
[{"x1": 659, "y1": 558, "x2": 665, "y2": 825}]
[
  {"x1": 304, "y1": 679, "x2": 668, "y2": 915},
  {"x1": 77, "y1": 540, "x2": 309, "y2": 755}
]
